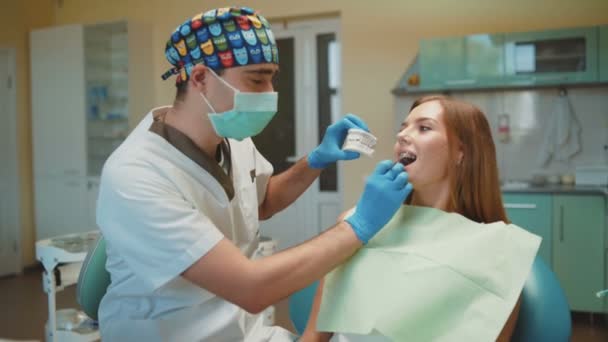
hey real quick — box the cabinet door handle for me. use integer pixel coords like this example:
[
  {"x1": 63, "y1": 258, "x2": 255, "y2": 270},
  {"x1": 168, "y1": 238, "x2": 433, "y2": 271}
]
[
  {"x1": 559, "y1": 205, "x2": 564, "y2": 242},
  {"x1": 504, "y1": 203, "x2": 537, "y2": 209}
]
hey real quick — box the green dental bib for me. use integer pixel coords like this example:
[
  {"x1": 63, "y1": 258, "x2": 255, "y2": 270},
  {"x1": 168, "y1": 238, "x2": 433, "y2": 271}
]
[{"x1": 318, "y1": 205, "x2": 540, "y2": 341}]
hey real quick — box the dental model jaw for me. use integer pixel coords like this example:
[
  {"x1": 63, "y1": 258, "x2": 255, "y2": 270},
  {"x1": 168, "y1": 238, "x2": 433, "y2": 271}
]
[
  {"x1": 342, "y1": 128, "x2": 378, "y2": 157},
  {"x1": 399, "y1": 151, "x2": 417, "y2": 166}
]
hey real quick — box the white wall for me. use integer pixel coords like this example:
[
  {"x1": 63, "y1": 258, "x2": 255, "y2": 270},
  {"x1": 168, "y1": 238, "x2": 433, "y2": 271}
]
[{"x1": 395, "y1": 87, "x2": 608, "y2": 182}]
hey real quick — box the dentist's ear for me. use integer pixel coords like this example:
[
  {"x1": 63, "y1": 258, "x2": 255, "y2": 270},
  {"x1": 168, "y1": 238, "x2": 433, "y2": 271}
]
[{"x1": 190, "y1": 64, "x2": 208, "y2": 93}]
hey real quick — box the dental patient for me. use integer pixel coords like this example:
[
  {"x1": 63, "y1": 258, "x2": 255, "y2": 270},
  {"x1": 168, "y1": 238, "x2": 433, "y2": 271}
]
[{"x1": 301, "y1": 95, "x2": 540, "y2": 342}]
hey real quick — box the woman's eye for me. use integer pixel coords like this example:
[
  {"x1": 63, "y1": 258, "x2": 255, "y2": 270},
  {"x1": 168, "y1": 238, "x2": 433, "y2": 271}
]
[
  {"x1": 251, "y1": 79, "x2": 264, "y2": 85},
  {"x1": 420, "y1": 125, "x2": 431, "y2": 132}
]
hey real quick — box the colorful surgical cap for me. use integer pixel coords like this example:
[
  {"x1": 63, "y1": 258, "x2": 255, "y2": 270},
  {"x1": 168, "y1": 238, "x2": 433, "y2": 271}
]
[{"x1": 161, "y1": 6, "x2": 279, "y2": 85}]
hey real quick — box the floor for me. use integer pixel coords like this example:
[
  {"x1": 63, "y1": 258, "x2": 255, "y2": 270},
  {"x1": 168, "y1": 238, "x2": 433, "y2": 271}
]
[
  {"x1": 0, "y1": 266, "x2": 295, "y2": 341},
  {"x1": 1, "y1": 267, "x2": 607, "y2": 341}
]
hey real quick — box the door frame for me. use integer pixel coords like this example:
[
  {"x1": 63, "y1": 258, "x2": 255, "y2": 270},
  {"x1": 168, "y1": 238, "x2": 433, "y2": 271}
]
[
  {"x1": 262, "y1": 18, "x2": 343, "y2": 248},
  {"x1": 271, "y1": 18, "x2": 343, "y2": 200},
  {"x1": 1, "y1": 47, "x2": 21, "y2": 274}
]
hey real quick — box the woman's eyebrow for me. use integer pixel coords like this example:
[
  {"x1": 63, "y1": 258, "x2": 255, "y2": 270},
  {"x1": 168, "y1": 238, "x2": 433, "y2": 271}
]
[
  {"x1": 416, "y1": 117, "x2": 438, "y2": 125},
  {"x1": 401, "y1": 117, "x2": 438, "y2": 128}
]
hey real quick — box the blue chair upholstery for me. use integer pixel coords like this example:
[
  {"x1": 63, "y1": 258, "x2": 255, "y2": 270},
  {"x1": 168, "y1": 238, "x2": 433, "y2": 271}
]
[
  {"x1": 511, "y1": 257, "x2": 572, "y2": 342},
  {"x1": 289, "y1": 257, "x2": 572, "y2": 341},
  {"x1": 77, "y1": 235, "x2": 111, "y2": 321},
  {"x1": 289, "y1": 281, "x2": 319, "y2": 334}
]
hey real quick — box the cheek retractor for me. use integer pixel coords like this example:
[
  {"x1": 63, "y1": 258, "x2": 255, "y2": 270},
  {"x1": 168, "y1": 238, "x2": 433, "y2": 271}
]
[{"x1": 342, "y1": 128, "x2": 378, "y2": 157}]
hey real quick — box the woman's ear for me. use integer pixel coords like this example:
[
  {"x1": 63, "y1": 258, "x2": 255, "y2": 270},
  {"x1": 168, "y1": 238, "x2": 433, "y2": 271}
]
[
  {"x1": 189, "y1": 64, "x2": 208, "y2": 92},
  {"x1": 456, "y1": 150, "x2": 464, "y2": 165}
]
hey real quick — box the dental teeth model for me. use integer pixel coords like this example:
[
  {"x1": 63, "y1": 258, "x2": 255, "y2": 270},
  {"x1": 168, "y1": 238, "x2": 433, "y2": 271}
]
[{"x1": 342, "y1": 128, "x2": 377, "y2": 157}]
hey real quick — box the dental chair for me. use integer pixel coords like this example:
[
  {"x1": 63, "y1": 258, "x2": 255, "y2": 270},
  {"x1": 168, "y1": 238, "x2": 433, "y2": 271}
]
[
  {"x1": 76, "y1": 235, "x2": 110, "y2": 321},
  {"x1": 78, "y1": 237, "x2": 572, "y2": 342},
  {"x1": 288, "y1": 257, "x2": 572, "y2": 342}
]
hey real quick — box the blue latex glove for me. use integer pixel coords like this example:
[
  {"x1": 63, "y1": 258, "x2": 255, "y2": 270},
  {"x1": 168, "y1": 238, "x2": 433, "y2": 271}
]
[
  {"x1": 346, "y1": 160, "x2": 413, "y2": 244},
  {"x1": 307, "y1": 114, "x2": 369, "y2": 169}
]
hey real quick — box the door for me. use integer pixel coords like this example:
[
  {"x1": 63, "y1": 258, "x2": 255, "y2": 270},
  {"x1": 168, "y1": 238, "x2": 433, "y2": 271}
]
[
  {"x1": 255, "y1": 19, "x2": 343, "y2": 250},
  {"x1": 34, "y1": 178, "x2": 89, "y2": 240},
  {"x1": 0, "y1": 48, "x2": 21, "y2": 276},
  {"x1": 552, "y1": 194, "x2": 606, "y2": 312},
  {"x1": 31, "y1": 25, "x2": 87, "y2": 179},
  {"x1": 31, "y1": 25, "x2": 88, "y2": 240},
  {"x1": 502, "y1": 193, "x2": 552, "y2": 266}
]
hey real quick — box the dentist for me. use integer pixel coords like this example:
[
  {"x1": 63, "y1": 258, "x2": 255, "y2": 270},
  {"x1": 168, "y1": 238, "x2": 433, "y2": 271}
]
[{"x1": 96, "y1": 6, "x2": 411, "y2": 341}]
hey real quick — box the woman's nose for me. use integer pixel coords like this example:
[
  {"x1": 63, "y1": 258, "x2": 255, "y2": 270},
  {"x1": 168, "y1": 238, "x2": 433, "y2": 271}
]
[{"x1": 396, "y1": 131, "x2": 412, "y2": 145}]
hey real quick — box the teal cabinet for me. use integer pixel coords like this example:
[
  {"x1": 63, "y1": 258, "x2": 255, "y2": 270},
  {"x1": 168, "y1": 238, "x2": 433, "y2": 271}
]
[
  {"x1": 504, "y1": 27, "x2": 599, "y2": 85},
  {"x1": 464, "y1": 34, "x2": 505, "y2": 86},
  {"x1": 503, "y1": 194, "x2": 553, "y2": 265},
  {"x1": 600, "y1": 26, "x2": 608, "y2": 82},
  {"x1": 552, "y1": 195, "x2": 606, "y2": 312},
  {"x1": 419, "y1": 37, "x2": 466, "y2": 89},
  {"x1": 419, "y1": 34, "x2": 504, "y2": 90},
  {"x1": 503, "y1": 192, "x2": 607, "y2": 313}
]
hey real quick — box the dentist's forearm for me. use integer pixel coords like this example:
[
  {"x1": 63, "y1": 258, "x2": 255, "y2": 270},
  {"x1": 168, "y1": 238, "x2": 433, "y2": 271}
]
[
  {"x1": 248, "y1": 221, "x2": 361, "y2": 311},
  {"x1": 181, "y1": 221, "x2": 360, "y2": 315},
  {"x1": 258, "y1": 157, "x2": 321, "y2": 219}
]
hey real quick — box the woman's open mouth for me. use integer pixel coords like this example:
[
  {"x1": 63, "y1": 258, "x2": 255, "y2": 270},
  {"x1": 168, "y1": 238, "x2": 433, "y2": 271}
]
[{"x1": 399, "y1": 151, "x2": 417, "y2": 166}]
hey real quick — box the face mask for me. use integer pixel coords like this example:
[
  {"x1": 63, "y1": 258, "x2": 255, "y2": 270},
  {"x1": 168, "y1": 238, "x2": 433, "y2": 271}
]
[{"x1": 200, "y1": 69, "x2": 278, "y2": 141}]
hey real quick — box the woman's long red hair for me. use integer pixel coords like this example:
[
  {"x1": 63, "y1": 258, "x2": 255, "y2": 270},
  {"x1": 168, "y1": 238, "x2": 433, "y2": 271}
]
[{"x1": 410, "y1": 95, "x2": 508, "y2": 224}]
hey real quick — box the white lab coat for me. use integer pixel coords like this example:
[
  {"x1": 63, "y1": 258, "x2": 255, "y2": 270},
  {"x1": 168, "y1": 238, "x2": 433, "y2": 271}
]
[{"x1": 97, "y1": 107, "x2": 294, "y2": 341}]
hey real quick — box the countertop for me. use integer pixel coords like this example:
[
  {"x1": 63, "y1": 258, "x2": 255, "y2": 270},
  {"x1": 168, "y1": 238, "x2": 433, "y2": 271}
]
[{"x1": 501, "y1": 183, "x2": 608, "y2": 196}]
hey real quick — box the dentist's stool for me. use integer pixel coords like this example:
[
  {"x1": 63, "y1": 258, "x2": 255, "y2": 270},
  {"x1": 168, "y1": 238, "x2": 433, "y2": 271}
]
[{"x1": 289, "y1": 257, "x2": 572, "y2": 341}]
